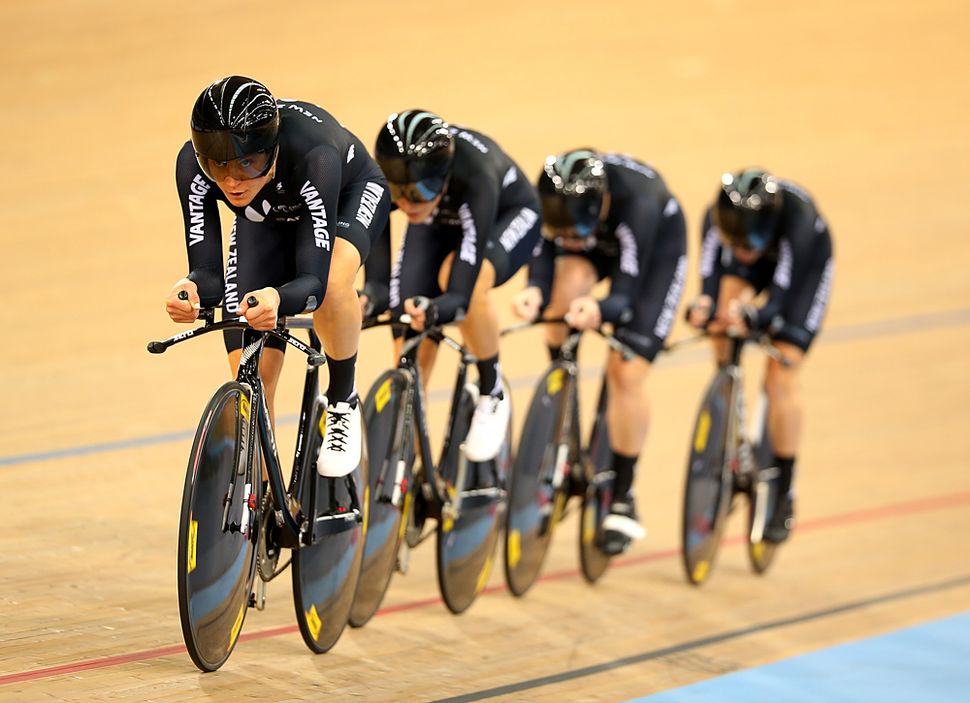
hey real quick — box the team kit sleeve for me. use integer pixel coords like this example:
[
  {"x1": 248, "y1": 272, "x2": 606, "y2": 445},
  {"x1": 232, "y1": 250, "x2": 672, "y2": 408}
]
[
  {"x1": 752, "y1": 218, "x2": 818, "y2": 330},
  {"x1": 361, "y1": 218, "x2": 392, "y2": 315},
  {"x1": 434, "y1": 176, "x2": 501, "y2": 323},
  {"x1": 283, "y1": 144, "x2": 347, "y2": 316},
  {"x1": 698, "y1": 208, "x2": 724, "y2": 303},
  {"x1": 176, "y1": 145, "x2": 225, "y2": 308},
  {"x1": 526, "y1": 237, "x2": 556, "y2": 309},
  {"x1": 598, "y1": 200, "x2": 662, "y2": 324}
]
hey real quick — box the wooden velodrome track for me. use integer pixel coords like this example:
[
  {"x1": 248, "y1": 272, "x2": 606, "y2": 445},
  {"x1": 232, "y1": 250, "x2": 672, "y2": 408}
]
[{"x1": 2, "y1": 1, "x2": 969, "y2": 700}]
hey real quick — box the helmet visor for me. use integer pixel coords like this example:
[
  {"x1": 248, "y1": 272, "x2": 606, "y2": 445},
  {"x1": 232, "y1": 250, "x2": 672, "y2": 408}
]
[
  {"x1": 388, "y1": 176, "x2": 446, "y2": 203},
  {"x1": 715, "y1": 205, "x2": 776, "y2": 251},
  {"x1": 378, "y1": 146, "x2": 452, "y2": 185},
  {"x1": 196, "y1": 146, "x2": 277, "y2": 182},
  {"x1": 541, "y1": 192, "x2": 601, "y2": 240}
]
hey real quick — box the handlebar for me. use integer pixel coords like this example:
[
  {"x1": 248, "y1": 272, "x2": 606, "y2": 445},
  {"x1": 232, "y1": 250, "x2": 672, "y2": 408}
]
[
  {"x1": 499, "y1": 316, "x2": 637, "y2": 361},
  {"x1": 148, "y1": 305, "x2": 325, "y2": 365}
]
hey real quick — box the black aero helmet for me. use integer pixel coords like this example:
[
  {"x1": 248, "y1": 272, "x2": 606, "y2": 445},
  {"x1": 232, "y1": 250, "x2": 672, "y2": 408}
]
[
  {"x1": 190, "y1": 76, "x2": 280, "y2": 180},
  {"x1": 537, "y1": 149, "x2": 607, "y2": 239},
  {"x1": 713, "y1": 168, "x2": 783, "y2": 251},
  {"x1": 375, "y1": 110, "x2": 455, "y2": 202}
]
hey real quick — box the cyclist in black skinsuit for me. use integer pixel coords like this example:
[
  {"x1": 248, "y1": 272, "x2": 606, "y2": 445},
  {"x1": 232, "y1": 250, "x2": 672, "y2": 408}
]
[
  {"x1": 513, "y1": 149, "x2": 688, "y2": 554},
  {"x1": 686, "y1": 168, "x2": 835, "y2": 543},
  {"x1": 369, "y1": 110, "x2": 542, "y2": 462},
  {"x1": 165, "y1": 76, "x2": 391, "y2": 478}
]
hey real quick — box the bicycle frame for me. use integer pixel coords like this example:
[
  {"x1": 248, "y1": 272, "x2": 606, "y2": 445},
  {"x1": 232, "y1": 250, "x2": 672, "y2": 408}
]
[{"x1": 149, "y1": 311, "x2": 327, "y2": 546}]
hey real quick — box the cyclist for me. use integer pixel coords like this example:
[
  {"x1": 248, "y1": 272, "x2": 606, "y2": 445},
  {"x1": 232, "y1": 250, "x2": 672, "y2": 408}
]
[
  {"x1": 370, "y1": 110, "x2": 542, "y2": 462},
  {"x1": 164, "y1": 76, "x2": 391, "y2": 478},
  {"x1": 686, "y1": 168, "x2": 834, "y2": 543},
  {"x1": 512, "y1": 149, "x2": 687, "y2": 554}
]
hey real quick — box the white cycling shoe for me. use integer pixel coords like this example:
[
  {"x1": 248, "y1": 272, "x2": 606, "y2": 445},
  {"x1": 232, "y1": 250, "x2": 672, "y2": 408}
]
[
  {"x1": 463, "y1": 388, "x2": 511, "y2": 463},
  {"x1": 316, "y1": 397, "x2": 361, "y2": 478}
]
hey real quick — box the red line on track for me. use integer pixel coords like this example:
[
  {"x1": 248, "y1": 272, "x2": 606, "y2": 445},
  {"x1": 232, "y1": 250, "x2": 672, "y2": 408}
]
[{"x1": 3, "y1": 490, "x2": 969, "y2": 687}]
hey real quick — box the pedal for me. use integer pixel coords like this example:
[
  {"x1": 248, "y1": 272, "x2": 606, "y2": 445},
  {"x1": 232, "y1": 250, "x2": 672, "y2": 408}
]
[
  {"x1": 254, "y1": 579, "x2": 268, "y2": 611},
  {"x1": 397, "y1": 543, "x2": 411, "y2": 574}
]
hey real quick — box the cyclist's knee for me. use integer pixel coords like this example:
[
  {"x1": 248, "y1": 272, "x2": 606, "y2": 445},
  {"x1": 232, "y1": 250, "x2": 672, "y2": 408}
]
[{"x1": 606, "y1": 353, "x2": 649, "y2": 391}]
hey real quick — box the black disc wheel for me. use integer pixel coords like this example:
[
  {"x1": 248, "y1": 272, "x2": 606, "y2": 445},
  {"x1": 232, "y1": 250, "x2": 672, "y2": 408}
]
[
  {"x1": 436, "y1": 382, "x2": 510, "y2": 614},
  {"x1": 681, "y1": 371, "x2": 735, "y2": 586},
  {"x1": 505, "y1": 365, "x2": 573, "y2": 596},
  {"x1": 292, "y1": 399, "x2": 368, "y2": 653},
  {"x1": 177, "y1": 382, "x2": 261, "y2": 672},
  {"x1": 748, "y1": 393, "x2": 779, "y2": 574},
  {"x1": 349, "y1": 370, "x2": 413, "y2": 628},
  {"x1": 579, "y1": 383, "x2": 614, "y2": 584}
]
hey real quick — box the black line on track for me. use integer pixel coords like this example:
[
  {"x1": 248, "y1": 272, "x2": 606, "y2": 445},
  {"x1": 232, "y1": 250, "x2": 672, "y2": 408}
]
[{"x1": 427, "y1": 573, "x2": 970, "y2": 703}]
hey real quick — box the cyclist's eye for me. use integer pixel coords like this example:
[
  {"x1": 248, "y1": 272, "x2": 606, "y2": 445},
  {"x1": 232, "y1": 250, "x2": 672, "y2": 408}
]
[{"x1": 239, "y1": 158, "x2": 254, "y2": 169}]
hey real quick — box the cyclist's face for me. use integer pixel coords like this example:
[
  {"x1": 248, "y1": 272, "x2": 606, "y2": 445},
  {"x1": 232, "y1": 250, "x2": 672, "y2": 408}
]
[
  {"x1": 732, "y1": 245, "x2": 763, "y2": 265},
  {"x1": 395, "y1": 193, "x2": 443, "y2": 223},
  {"x1": 213, "y1": 161, "x2": 275, "y2": 207}
]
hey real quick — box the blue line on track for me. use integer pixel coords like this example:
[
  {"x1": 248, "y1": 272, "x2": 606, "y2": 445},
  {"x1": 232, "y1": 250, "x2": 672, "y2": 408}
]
[
  {"x1": 3, "y1": 307, "x2": 968, "y2": 468},
  {"x1": 628, "y1": 611, "x2": 970, "y2": 703}
]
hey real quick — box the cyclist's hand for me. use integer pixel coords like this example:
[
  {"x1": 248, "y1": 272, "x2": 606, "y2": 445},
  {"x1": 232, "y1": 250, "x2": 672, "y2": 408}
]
[
  {"x1": 404, "y1": 297, "x2": 426, "y2": 331},
  {"x1": 686, "y1": 294, "x2": 713, "y2": 329},
  {"x1": 238, "y1": 287, "x2": 281, "y2": 331},
  {"x1": 565, "y1": 296, "x2": 601, "y2": 331},
  {"x1": 725, "y1": 299, "x2": 750, "y2": 337},
  {"x1": 166, "y1": 278, "x2": 200, "y2": 323},
  {"x1": 512, "y1": 287, "x2": 542, "y2": 322}
]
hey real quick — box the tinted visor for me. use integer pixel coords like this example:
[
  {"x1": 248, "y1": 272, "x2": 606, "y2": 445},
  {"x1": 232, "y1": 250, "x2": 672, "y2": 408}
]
[
  {"x1": 540, "y1": 191, "x2": 602, "y2": 240},
  {"x1": 196, "y1": 146, "x2": 277, "y2": 182},
  {"x1": 378, "y1": 146, "x2": 452, "y2": 185},
  {"x1": 715, "y1": 205, "x2": 777, "y2": 251},
  {"x1": 388, "y1": 177, "x2": 446, "y2": 203}
]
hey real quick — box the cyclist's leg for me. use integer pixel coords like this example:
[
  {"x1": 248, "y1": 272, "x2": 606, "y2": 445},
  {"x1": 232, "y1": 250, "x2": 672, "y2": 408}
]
[
  {"x1": 457, "y1": 203, "x2": 542, "y2": 460},
  {"x1": 315, "y1": 177, "x2": 391, "y2": 476},
  {"x1": 223, "y1": 217, "x2": 289, "y2": 425},
  {"x1": 605, "y1": 228, "x2": 687, "y2": 539},
  {"x1": 314, "y1": 176, "x2": 392, "y2": 403},
  {"x1": 763, "y1": 255, "x2": 833, "y2": 541}
]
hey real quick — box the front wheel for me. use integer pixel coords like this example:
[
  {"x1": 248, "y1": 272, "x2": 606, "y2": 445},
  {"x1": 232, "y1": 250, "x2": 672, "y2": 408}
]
[
  {"x1": 681, "y1": 371, "x2": 735, "y2": 586},
  {"x1": 579, "y1": 380, "x2": 614, "y2": 583},
  {"x1": 292, "y1": 398, "x2": 368, "y2": 653},
  {"x1": 349, "y1": 370, "x2": 413, "y2": 628},
  {"x1": 177, "y1": 382, "x2": 260, "y2": 672},
  {"x1": 505, "y1": 365, "x2": 573, "y2": 597},
  {"x1": 748, "y1": 392, "x2": 779, "y2": 574},
  {"x1": 436, "y1": 381, "x2": 510, "y2": 614}
]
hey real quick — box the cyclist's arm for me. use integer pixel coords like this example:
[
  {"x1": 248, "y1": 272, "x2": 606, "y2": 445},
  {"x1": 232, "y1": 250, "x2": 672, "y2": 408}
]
[
  {"x1": 434, "y1": 177, "x2": 500, "y2": 323},
  {"x1": 176, "y1": 144, "x2": 224, "y2": 308},
  {"x1": 360, "y1": 217, "x2": 392, "y2": 315},
  {"x1": 751, "y1": 219, "x2": 821, "y2": 329},
  {"x1": 598, "y1": 201, "x2": 661, "y2": 323},
  {"x1": 283, "y1": 145, "x2": 346, "y2": 316},
  {"x1": 525, "y1": 237, "x2": 556, "y2": 310},
  {"x1": 698, "y1": 209, "x2": 724, "y2": 304}
]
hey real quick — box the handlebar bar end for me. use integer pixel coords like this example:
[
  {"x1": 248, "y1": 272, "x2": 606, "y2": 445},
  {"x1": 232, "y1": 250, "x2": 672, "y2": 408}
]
[{"x1": 147, "y1": 341, "x2": 166, "y2": 354}]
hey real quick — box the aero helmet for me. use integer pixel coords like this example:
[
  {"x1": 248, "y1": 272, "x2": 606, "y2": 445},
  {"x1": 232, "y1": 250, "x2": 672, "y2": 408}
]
[
  {"x1": 375, "y1": 110, "x2": 455, "y2": 202},
  {"x1": 537, "y1": 149, "x2": 608, "y2": 239},
  {"x1": 713, "y1": 168, "x2": 783, "y2": 251},
  {"x1": 190, "y1": 76, "x2": 280, "y2": 181}
]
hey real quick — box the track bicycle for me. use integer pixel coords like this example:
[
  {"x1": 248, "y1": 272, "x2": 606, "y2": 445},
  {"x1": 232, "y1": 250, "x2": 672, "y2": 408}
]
[
  {"x1": 681, "y1": 330, "x2": 792, "y2": 585},
  {"x1": 348, "y1": 311, "x2": 511, "y2": 623},
  {"x1": 148, "y1": 295, "x2": 367, "y2": 671},
  {"x1": 502, "y1": 320, "x2": 637, "y2": 596}
]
